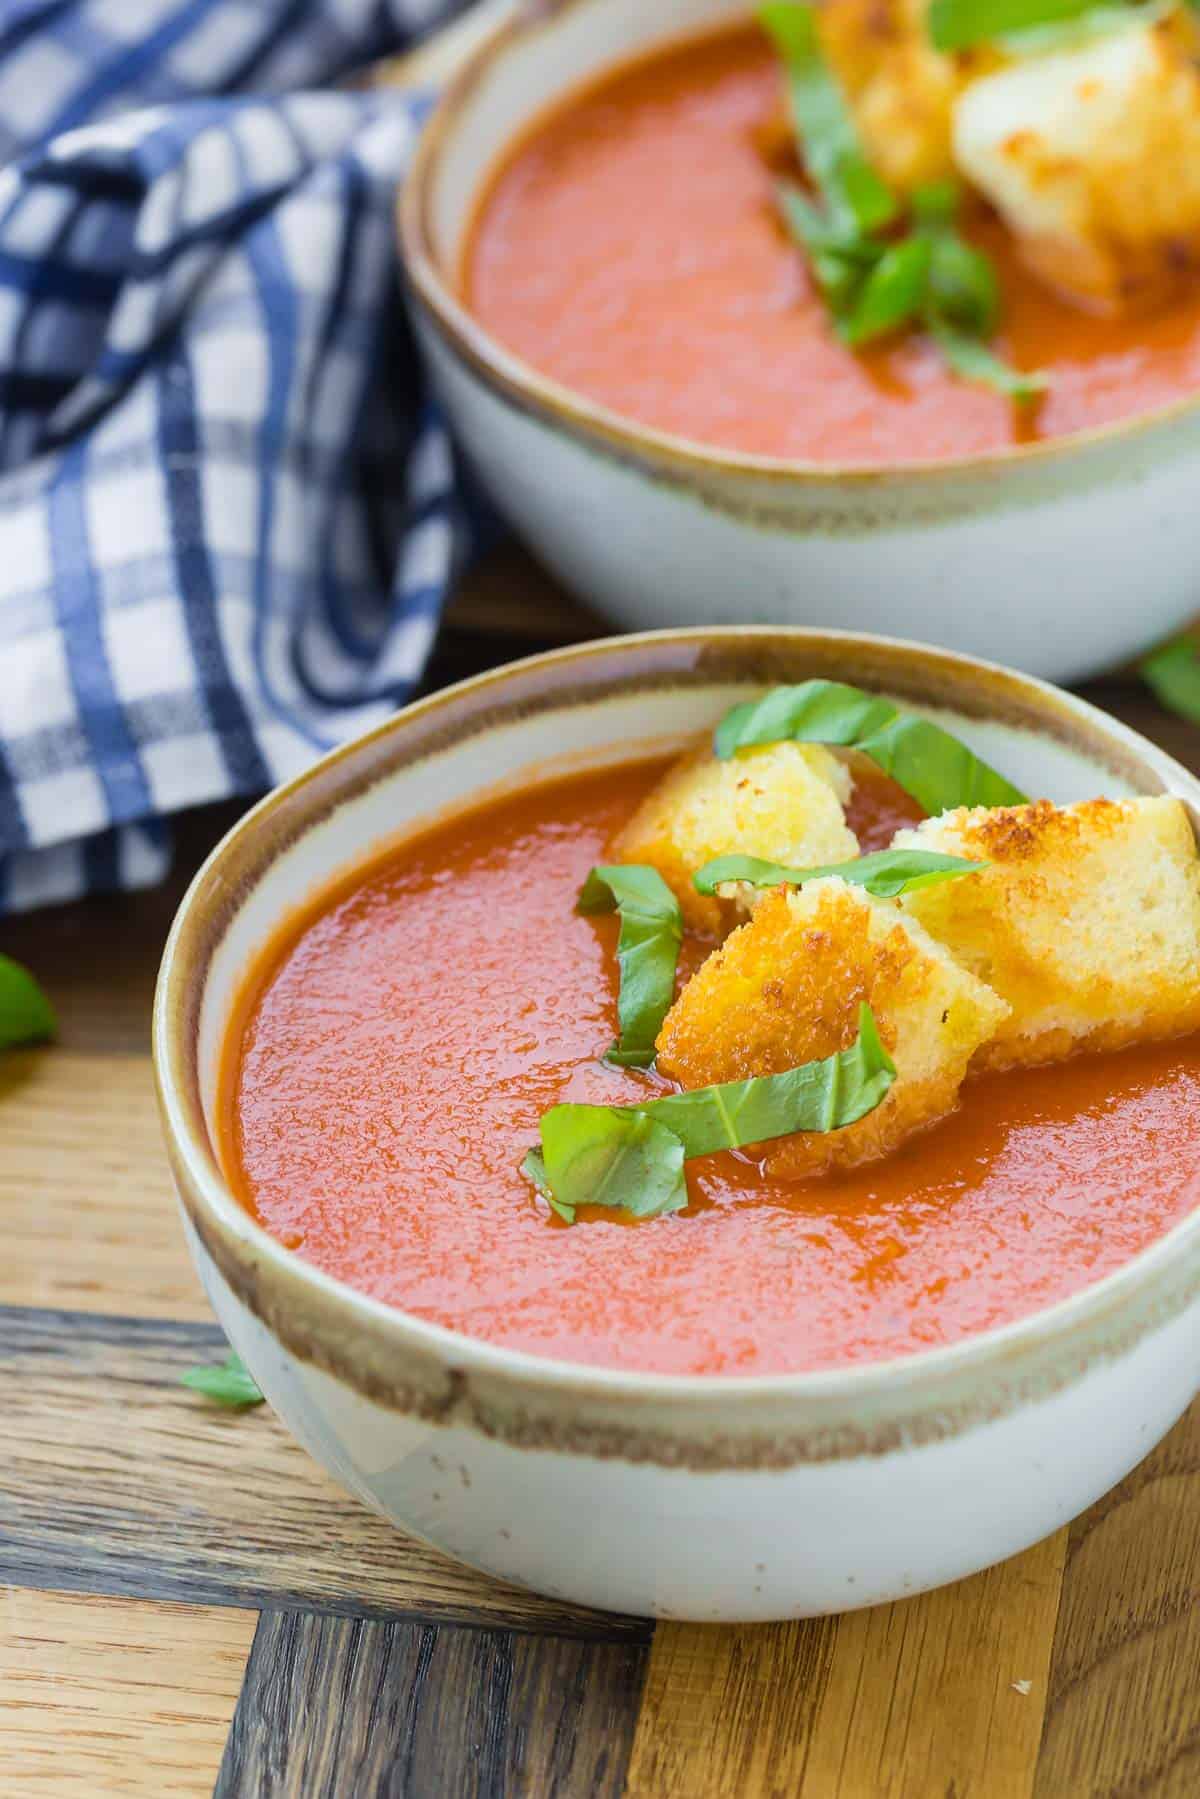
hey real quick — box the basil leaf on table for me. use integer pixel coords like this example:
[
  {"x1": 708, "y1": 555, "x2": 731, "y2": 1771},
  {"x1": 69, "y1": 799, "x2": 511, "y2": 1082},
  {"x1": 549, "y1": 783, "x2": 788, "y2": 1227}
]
[
  {"x1": 180, "y1": 1351, "x2": 265, "y2": 1410},
  {"x1": 759, "y1": 1, "x2": 897, "y2": 233},
  {"x1": 928, "y1": 0, "x2": 1113, "y2": 52},
  {"x1": 577, "y1": 864, "x2": 683, "y2": 1068},
  {"x1": 523, "y1": 1005, "x2": 896, "y2": 1223},
  {"x1": 1141, "y1": 638, "x2": 1200, "y2": 725},
  {"x1": 692, "y1": 847, "x2": 987, "y2": 899},
  {"x1": 714, "y1": 680, "x2": 1028, "y2": 815},
  {"x1": 0, "y1": 954, "x2": 56, "y2": 1051}
]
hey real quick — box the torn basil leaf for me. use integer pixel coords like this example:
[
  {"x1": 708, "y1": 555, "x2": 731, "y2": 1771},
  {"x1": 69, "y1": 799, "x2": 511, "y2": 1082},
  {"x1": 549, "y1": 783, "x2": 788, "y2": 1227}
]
[
  {"x1": 577, "y1": 864, "x2": 683, "y2": 1068},
  {"x1": 0, "y1": 954, "x2": 56, "y2": 1052},
  {"x1": 928, "y1": 0, "x2": 1110, "y2": 52},
  {"x1": 714, "y1": 681, "x2": 1027, "y2": 815},
  {"x1": 759, "y1": 1, "x2": 896, "y2": 234},
  {"x1": 926, "y1": 321, "x2": 1047, "y2": 401},
  {"x1": 180, "y1": 1351, "x2": 265, "y2": 1409},
  {"x1": 692, "y1": 847, "x2": 987, "y2": 899},
  {"x1": 522, "y1": 1004, "x2": 896, "y2": 1223}
]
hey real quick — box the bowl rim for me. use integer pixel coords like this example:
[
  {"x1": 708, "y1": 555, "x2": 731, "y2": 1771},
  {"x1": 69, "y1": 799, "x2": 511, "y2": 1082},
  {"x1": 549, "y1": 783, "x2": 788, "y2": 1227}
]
[
  {"x1": 398, "y1": 0, "x2": 1200, "y2": 489},
  {"x1": 155, "y1": 624, "x2": 1200, "y2": 1442}
]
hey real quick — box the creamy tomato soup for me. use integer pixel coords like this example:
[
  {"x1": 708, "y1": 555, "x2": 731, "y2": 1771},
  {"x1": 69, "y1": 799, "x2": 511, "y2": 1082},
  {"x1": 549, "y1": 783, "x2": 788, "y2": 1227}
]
[
  {"x1": 221, "y1": 759, "x2": 1200, "y2": 1377},
  {"x1": 463, "y1": 25, "x2": 1200, "y2": 463}
]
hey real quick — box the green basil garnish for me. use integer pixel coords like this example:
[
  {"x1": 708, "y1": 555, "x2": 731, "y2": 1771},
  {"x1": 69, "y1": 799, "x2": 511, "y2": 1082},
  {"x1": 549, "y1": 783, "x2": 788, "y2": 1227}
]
[
  {"x1": 692, "y1": 847, "x2": 987, "y2": 899},
  {"x1": 180, "y1": 1350, "x2": 265, "y2": 1410},
  {"x1": 522, "y1": 1003, "x2": 896, "y2": 1223},
  {"x1": 927, "y1": 320, "x2": 1048, "y2": 401},
  {"x1": 760, "y1": 4, "x2": 1041, "y2": 398},
  {"x1": 840, "y1": 236, "x2": 933, "y2": 347},
  {"x1": 759, "y1": 1, "x2": 896, "y2": 234},
  {"x1": 928, "y1": 0, "x2": 1116, "y2": 52},
  {"x1": 714, "y1": 681, "x2": 1027, "y2": 815},
  {"x1": 577, "y1": 865, "x2": 683, "y2": 1068},
  {"x1": 1141, "y1": 637, "x2": 1200, "y2": 725},
  {"x1": 0, "y1": 954, "x2": 56, "y2": 1052}
]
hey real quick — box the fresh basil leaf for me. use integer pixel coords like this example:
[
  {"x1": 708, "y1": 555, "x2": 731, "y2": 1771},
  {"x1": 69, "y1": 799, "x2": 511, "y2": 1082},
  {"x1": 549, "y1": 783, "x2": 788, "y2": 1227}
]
[
  {"x1": 523, "y1": 1005, "x2": 896, "y2": 1221},
  {"x1": 1141, "y1": 637, "x2": 1200, "y2": 724},
  {"x1": 926, "y1": 232, "x2": 1001, "y2": 336},
  {"x1": 840, "y1": 235, "x2": 932, "y2": 346},
  {"x1": 181, "y1": 1351, "x2": 264, "y2": 1409},
  {"x1": 528, "y1": 1108, "x2": 688, "y2": 1223},
  {"x1": 927, "y1": 320, "x2": 1047, "y2": 401},
  {"x1": 577, "y1": 864, "x2": 683, "y2": 1068},
  {"x1": 928, "y1": 0, "x2": 1106, "y2": 52},
  {"x1": 0, "y1": 954, "x2": 56, "y2": 1052},
  {"x1": 911, "y1": 180, "x2": 961, "y2": 227},
  {"x1": 692, "y1": 847, "x2": 987, "y2": 899},
  {"x1": 759, "y1": 2, "x2": 897, "y2": 233},
  {"x1": 714, "y1": 680, "x2": 1027, "y2": 814}
]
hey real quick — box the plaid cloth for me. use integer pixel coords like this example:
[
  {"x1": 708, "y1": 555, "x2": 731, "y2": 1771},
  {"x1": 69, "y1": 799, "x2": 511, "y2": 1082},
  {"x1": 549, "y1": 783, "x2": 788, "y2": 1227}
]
[{"x1": 0, "y1": 0, "x2": 476, "y2": 913}]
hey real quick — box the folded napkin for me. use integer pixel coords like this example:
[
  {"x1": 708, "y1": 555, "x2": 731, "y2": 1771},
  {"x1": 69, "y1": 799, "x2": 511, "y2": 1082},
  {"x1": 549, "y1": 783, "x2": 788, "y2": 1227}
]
[{"x1": 0, "y1": 0, "x2": 477, "y2": 913}]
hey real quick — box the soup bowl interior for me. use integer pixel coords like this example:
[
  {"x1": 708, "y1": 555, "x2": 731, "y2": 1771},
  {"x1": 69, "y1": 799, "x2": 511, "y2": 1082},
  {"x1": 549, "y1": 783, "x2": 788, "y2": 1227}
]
[{"x1": 156, "y1": 629, "x2": 1200, "y2": 1620}]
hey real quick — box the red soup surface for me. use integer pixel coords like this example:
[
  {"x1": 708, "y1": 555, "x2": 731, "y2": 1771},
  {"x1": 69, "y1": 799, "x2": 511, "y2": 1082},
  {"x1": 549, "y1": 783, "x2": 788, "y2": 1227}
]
[
  {"x1": 463, "y1": 25, "x2": 1200, "y2": 464},
  {"x1": 223, "y1": 760, "x2": 1200, "y2": 1377}
]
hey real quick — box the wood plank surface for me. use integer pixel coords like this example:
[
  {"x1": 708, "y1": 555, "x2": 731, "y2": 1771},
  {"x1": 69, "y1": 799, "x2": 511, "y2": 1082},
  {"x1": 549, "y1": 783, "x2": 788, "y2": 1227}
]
[
  {"x1": 0, "y1": 1050, "x2": 207, "y2": 1321},
  {"x1": 0, "y1": 1587, "x2": 255, "y2": 1797},
  {"x1": 1036, "y1": 1403, "x2": 1200, "y2": 1797},
  {"x1": 217, "y1": 1609, "x2": 647, "y2": 1799},
  {"x1": 626, "y1": 1529, "x2": 1066, "y2": 1799},
  {"x1": 0, "y1": 1306, "x2": 645, "y2": 1641}
]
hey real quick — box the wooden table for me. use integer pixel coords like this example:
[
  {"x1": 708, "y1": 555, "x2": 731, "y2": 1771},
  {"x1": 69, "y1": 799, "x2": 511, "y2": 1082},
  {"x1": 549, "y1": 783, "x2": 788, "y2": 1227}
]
[{"x1": 3, "y1": 550, "x2": 1200, "y2": 1798}]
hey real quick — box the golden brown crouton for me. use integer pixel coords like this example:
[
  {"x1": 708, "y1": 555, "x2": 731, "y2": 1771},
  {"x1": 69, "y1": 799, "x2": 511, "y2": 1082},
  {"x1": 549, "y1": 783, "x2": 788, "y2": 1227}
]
[
  {"x1": 655, "y1": 878, "x2": 1008, "y2": 1177},
  {"x1": 952, "y1": 11, "x2": 1200, "y2": 313},
  {"x1": 816, "y1": 0, "x2": 991, "y2": 194},
  {"x1": 613, "y1": 742, "x2": 858, "y2": 935},
  {"x1": 895, "y1": 796, "x2": 1200, "y2": 1068}
]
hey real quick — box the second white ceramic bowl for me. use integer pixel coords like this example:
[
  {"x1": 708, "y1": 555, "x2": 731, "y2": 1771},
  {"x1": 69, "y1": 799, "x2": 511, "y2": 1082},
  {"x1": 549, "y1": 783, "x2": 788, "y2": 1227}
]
[{"x1": 399, "y1": 0, "x2": 1200, "y2": 683}]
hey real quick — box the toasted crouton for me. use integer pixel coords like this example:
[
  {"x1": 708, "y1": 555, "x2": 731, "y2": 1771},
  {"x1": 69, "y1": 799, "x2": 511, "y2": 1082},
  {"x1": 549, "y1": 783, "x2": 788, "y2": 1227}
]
[
  {"x1": 655, "y1": 878, "x2": 1008, "y2": 1176},
  {"x1": 613, "y1": 742, "x2": 858, "y2": 935},
  {"x1": 816, "y1": 0, "x2": 990, "y2": 193},
  {"x1": 952, "y1": 11, "x2": 1200, "y2": 312},
  {"x1": 894, "y1": 796, "x2": 1200, "y2": 1068}
]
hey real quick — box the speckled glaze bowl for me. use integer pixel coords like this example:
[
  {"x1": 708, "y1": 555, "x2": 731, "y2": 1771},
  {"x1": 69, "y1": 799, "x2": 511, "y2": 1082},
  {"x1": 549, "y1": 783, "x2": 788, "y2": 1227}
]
[
  {"x1": 155, "y1": 628, "x2": 1200, "y2": 1621},
  {"x1": 398, "y1": 0, "x2": 1200, "y2": 684}
]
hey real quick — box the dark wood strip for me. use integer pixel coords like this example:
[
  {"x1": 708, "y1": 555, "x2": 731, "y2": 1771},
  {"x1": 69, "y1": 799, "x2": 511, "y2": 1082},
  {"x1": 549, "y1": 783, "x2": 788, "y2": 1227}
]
[
  {"x1": 215, "y1": 1608, "x2": 648, "y2": 1799},
  {"x1": 1035, "y1": 1402, "x2": 1200, "y2": 1797},
  {"x1": 0, "y1": 1306, "x2": 647, "y2": 1641}
]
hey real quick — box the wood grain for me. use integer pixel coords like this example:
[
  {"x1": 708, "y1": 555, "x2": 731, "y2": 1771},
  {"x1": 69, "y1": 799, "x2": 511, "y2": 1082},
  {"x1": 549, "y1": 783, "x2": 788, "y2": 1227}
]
[
  {"x1": 0, "y1": 1586, "x2": 255, "y2": 1797},
  {"x1": 0, "y1": 1051, "x2": 207, "y2": 1321},
  {"x1": 627, "y1": 1530, "x2": 1066, "y2": 1799},
  {"x1": 0, "y1": 1307, "x2": 647, "y2": 1641},
  {"x1": 625, "y1": 1617, "x2": 839, "y2": 1798},
  {"x1": 1036, "y1": 1403, "x2": 1200, "y2": 1797},
  {"x1": 217, "y1": 1608, "x2": 647, "y2": 1798}
]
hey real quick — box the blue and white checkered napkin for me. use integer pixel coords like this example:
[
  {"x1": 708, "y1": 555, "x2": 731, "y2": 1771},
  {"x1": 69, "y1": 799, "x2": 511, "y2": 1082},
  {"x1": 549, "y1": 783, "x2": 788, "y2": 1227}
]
[{"x1": 0, "y1": 0, "x2": 475, "y2": 913}]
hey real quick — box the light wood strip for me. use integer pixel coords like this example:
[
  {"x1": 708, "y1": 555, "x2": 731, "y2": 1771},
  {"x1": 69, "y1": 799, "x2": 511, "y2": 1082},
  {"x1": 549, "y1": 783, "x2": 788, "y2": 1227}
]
[
  {"x1": 0, "y1": 1586, "x2": 255, "y2": 1797},
  {"x1": 0, "y1": 1051, "x2": 208, "y2": 1322},
  {"x1": 626, "y1": 1531, "x2": 1066, "y2": 1798},
  {"x1": 0, "y1": 1307, "x2": 647, "y2": 1640},
  {"x1": 1035, "y1": 1402, "x2": 1200, "y2": 1797},
  {"x1": 217, "y1": 1608, "x2": 646, "y2": 1797},
  {"x1": 625, "y1": 1617, "x2": 839, "y2": 1797}
]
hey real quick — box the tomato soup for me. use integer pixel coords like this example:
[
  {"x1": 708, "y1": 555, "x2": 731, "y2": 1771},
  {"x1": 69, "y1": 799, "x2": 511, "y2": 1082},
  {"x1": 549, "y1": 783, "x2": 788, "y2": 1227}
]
[
  {"x1": 222, "y1": 760, "x2": 1200, "y2": 1377},
  {"x1": 463, "y1": 25, "x2": 1200, "y2": 464}
]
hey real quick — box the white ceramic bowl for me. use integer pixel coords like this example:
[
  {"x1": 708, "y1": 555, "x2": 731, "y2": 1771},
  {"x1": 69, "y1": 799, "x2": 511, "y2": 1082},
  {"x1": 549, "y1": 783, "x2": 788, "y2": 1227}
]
[
  {"x1": 155, "y1": 628, "x2": 1200, "y2": 1621},
  {"x1": 398, "y1": 0, "x2": 1200, "y2": 684}
]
